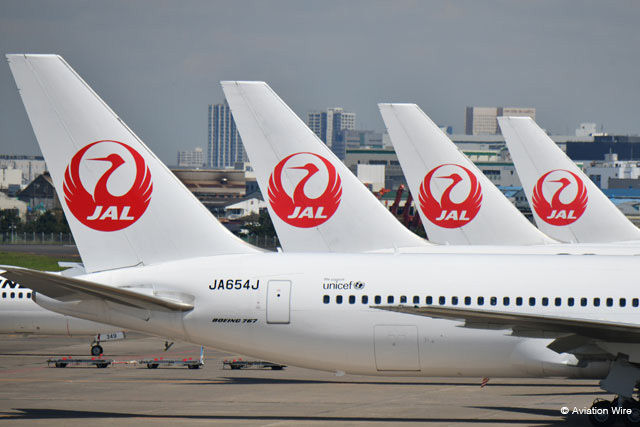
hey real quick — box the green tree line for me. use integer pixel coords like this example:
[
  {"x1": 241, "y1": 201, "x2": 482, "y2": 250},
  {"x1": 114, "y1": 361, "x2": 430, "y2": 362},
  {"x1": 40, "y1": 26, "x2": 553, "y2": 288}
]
[{"x1": 0, "y1": 209, "x2": 70, "y2": 235}]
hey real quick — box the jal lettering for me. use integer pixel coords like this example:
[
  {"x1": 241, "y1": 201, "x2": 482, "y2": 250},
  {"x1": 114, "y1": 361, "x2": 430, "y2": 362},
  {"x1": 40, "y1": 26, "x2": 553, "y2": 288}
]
[{"x1": 435, "y1": 210, "x2": 470, "y2": 222}]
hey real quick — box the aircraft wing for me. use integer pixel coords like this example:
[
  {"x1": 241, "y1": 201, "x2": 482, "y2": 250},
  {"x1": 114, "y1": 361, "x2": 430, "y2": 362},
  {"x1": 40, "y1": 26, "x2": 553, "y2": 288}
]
[
  {"x1": 376, "y1": 305, "x2": 640, "y2": 350},
  {"x1": 0, "y1": 266, "x2": 193, "y2": 312}
]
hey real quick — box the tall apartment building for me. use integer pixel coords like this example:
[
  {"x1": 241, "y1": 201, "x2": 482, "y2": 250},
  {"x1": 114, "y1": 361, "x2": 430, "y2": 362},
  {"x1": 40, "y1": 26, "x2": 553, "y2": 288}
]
[
  {"x1": 177, "y1": 147, "x2": 205, "y2": 168},
  {"x1": 307, "y1": 108, "x2": 356, "y2": 148},
  {"x1": 465, "y1": 107, "x2": 536, "y2": 135},
  {"x1": 207, "y1": 101, "x2": 246, "y2": 168}
]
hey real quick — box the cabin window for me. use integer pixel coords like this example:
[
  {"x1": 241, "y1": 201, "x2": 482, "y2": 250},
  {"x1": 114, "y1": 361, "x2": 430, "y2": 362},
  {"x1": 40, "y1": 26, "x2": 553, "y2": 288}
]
[
  {"x1": 323, "y1": 295, "x2": 330, "y2": 304},
  {"x1": 18, "y1": 293, "x2": 23, "y2": 299},
  {"x1": 503, "y1": 297, "x2": 510, "y2": 306},
  {"x1": 620, "y1": 298, "x2": 626, "y2": 307},
  {"x1": 349, "y1": 295, "x2": 355, "y2": 304},
  {"x1": 375, "y1": 295, "x2": 381, "y2": 304},
  {"x1": 594, "y1": 297, "x2": 600, "y2": 307},
  {"x1": 516, "y1": 297, "x2": 523, "y2": 306},
  {"x1": 606, "y1": 298, "x2": 613, "y2": 307},
  {"x1": 336, "y1": 295, "x2": 343, "y2": 304},
  {"x1": 489, "y1": 296, "x2": 497, "y2": 306},
  {"x1": 580, "y1": 298, "x2": 587, "y2": 307},
  {"x1": 387, "y1": 296, "x2": 394, "y2": 304},
  {"x1": 529, "y1": 297, "x2": 535, "y2": 306},
  {"x1": 451, "y1": 296, "x2": 459, "y2": 306},
  {"x1": 1, "y1": 292, "x2": 5, "y2": 298},
  {"x1": 400, "y1": 295, "x2": 407, "y2": 304},
  {"x1": 477, "y1": 296, "x2": 484, "y2": 305},
  {"x1": 633, "y1": 298, "x2": 639, "y2": 307},
  {"x1": 10, "y1": 292, "x2": 15, "y2": 299},
  {"x1": 362, "y1": 295, "x2": 369, "y2": 304},
  {"x1": 413, "y1": 296, "x2": 419, "y2": 304},
  {"x1": 439, "y1": 296, "x2": 446, "y2": 305},
  {"x1": 426, "y1": 296, "x2": 433, "y2": 305},
  {"x1": 568, "y1": 298, "x2": 574, "y2": 307},
  {"x1": 464, "y1": 296, "x2": 471, "y2": 306},
  {"x1": 555, "y1": 297, "x2": 561, "y2": 307},
  {"x1": 26, "y1": 293, "x2": 31, "y2": 299},
  {"x1": 542, "y1": 297, "x2": 549, "y2": 306}
]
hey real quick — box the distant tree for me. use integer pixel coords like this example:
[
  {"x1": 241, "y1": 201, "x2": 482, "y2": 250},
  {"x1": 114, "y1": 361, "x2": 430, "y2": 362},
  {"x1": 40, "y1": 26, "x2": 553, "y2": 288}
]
[
  {"x1": 0, "y1": 209, "x2": 21, "y2": 233},
  {"x1": 245, "y1": 209, "x2": 276, "y2": 237},
  {"x1": 16, "y1": 210, "x2": 71, "y2": 234}
]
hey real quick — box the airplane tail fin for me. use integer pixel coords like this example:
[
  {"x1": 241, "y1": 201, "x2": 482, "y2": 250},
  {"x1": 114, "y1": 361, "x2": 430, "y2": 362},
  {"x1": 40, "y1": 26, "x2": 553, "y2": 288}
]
[
  {"x1": 221, "y1": 81, "x2": 429, "y2": 252},
  {"x1": 379, "y1": 104, "x2": 554, "y2": 245},
  {"x1": 498, "y1": 116, "x2": 640, "y2": 243},
  {"x1": 7, "y1": 54, "x2": 257, "y2": 272}
]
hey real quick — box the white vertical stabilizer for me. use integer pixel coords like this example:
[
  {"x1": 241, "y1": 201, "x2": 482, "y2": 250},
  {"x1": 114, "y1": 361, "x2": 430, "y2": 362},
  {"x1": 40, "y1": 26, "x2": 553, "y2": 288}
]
[
  {"x1": 221, "y1": 81, "x2": 430, "y2": 252},
  {"x1": 499, "y1": 116, "x2": 640, "y2": 243},
  {"x1": 379, "y1": 104, "x2": 554, "y2": 245},
  {"x1": 7, "y1": 54, "x2": 258, "y2": 272}
]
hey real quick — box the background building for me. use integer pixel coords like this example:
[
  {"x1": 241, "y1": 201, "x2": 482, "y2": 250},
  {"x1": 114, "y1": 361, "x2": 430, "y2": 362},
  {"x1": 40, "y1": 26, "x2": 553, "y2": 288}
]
[
  {"x1": 465, "y1": 107, "x2": 536, "y2": 135},
  {"x1": 207, "y1": 101, "x2": 246, "y2": 169},
  {"x1": 576, "y1": 122, "x2": 598, "y2": 137},
  {"x1": 585, "y1": 153, "x2": 640, "y2": 189},
  {"x1": 331, "y1": 129, "x2": 383, "y2": 160},
  {"x1": 345, "y1": 148, "x2": 404, "y2": 190},
  {"x1": 177, "y1": 147, "x2": 205, "y2": 168},
  {"x1": 565, "y1": 134, "x2": 640, "y2": 161},
  {"x1": 356, "y1": 164, "x2": 385, "y2": 192},
  {"x1": 307, "y1": 108, "x2": 356, "y2": 158},
  {"x1": 0, "y1": 168, "x2": 22, "y2": 193},
  {"x1": 172, "y1": 169, "x2": 247, "y2": 216},
  {"x1": 0, "y1": 155, "x2": 46, "y2": 186},
  {"x1": 17, "y1": 172, "x2": 60, "y2": 211},
  {"x1": 224, "y1": 197, "x2": 268, "y2": 219}
]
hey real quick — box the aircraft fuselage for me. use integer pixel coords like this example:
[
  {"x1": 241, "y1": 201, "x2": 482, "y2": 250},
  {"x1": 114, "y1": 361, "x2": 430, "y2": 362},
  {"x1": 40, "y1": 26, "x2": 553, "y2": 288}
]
[{"x1": 33, "y1": 252, "x2": 635, "y2": 379}]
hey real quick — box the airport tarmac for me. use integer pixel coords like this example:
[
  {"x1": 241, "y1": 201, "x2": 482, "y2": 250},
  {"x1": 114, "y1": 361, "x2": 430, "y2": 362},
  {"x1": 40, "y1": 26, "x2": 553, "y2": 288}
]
[{"x1": 0, "y1": 334, "x2": 609, "y2": 426}]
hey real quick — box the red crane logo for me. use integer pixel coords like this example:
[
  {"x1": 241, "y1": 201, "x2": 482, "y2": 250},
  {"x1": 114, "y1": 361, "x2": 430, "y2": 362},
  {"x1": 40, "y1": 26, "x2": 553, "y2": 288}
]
[
  {"x1": 418, "y1": 164, "x2": 482, "y2": 229},
  {"x1": 63, "y1": 140, "x2": 153, "y2": 232},
  {"x1": 268, "y1": 152, "x2": 342, "y2": 228},
  {"x1": 532, "y1": 169, "x2": 587, "y2": 226}
]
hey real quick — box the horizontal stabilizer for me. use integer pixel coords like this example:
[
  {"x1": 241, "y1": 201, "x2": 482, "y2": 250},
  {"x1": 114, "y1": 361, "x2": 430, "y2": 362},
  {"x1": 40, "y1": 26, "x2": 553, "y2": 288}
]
[{"x1": 0, "y1": 266, "x2": 193, "y2": 312}]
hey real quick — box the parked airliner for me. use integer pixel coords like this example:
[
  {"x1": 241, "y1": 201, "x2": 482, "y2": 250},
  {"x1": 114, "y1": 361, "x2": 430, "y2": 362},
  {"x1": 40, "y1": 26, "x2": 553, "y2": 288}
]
[
  {"x1": 378, "y1": 103, "x2": 554, "y2": 245},
  {"x1": 499, "y1": 116, "x2": 640, "y2": 244},
  {"x1": 0, "y1": 274, "x2": 126, "y2": 354},
  {"x1": 5, "y1": 54, "x2": 640, "y2": 426},
  {"x1": 222, "y1": 81, "x2": 640, "y2": 257}
]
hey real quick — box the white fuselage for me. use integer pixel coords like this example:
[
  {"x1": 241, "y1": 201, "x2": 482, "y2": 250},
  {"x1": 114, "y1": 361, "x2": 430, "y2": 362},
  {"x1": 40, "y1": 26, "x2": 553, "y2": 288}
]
[
  {"x1": 33, "y1": 252, "x2": 639, "y2": 379},
  {"x1": 6, "y1": 240, "x2": 640, "y2": 339}
]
